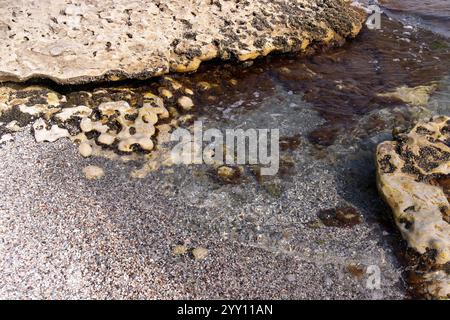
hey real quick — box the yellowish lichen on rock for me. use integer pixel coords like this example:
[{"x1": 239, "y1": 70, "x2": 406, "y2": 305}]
[{"x1": 376, "y1": 116, "x2": 450, "y2": 299}]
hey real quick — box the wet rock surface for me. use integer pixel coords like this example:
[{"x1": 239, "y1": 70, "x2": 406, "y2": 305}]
[
  {"x1": 376, "y1": 117, "x2": 450, "y2": 299},
  {"x1": 0, "y1": 0, "x2": 364, "y2": 84}
]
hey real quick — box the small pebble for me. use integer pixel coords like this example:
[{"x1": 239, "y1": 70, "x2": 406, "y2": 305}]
[
  {"x1": 217, "y1": 166, "x2": 242, "y2": 183},
  {"x1": 192, "y1": 247, "x2": 208, "y2": 260},
  {"x1": 159, "y1": 88, "x2": 173, "y2": 99},
  {"x1": 83, "y1": 165, "x2": 105, "y2": 180},
  {"x1": 172, "y1": 245, "x2": 188, "y2": 256}
]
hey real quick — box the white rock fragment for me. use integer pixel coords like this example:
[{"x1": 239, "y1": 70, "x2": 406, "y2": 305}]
[
  {"x1": 177, "y1": 96, "x2": 194, "y2": 111},
  {"x1": 376, "y1": 116, "x2": 450, "y2": 299},
  {"x1": 377, "y1": 84, "x2": 437, "y2": 106},
  {"x1": 19, "y1": 104, "x2": 61, "y2": 117},
  {"x1": 33, "y1": 119, "x2": 70, "y2": 142},
  {"x1": 55, "y1": 106, "x2": 92, "y2": 122},
  {"x1": 80, "y1": 118, "x2": 108, "y2": 133},
  {"x1": 79, "y1": 142, "x2": 93, "y2": 158},
  {"x1": 5, "y1": 120, "x2": 22, "y2": 132},
  {"x1": 83, "y1": 165, "x2": 105, "y2": 180},
  {"x1": 160, "y1": 89, "x2": 173, "y2": 99},
  {"x1": 95, "y1": 101, "x2": 157, "y2": 152},
  {"x1": 80, "y1": 118, "x2": 93, "y2": 132},
  {"x1": 172, "y1": 245, "x2": 188, "y2": 256}
]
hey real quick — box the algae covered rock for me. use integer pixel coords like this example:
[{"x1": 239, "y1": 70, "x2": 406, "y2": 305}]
[
  {"x1": 376, "y1": 116, "x2": 450, "y2": 299},
  {"x1": 0, "y1": 0, "x2": 364, "y2": 84}
]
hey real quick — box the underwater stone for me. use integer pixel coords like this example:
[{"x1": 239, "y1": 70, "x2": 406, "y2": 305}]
[{"x1": 177, "y1": 96, "x2": 194, "y2": 111}]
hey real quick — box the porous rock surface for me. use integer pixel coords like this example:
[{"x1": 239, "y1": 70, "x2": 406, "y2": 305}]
[
  {"x1": 376, "y1": 116, "x2": 450, "y2": 299},
  {"x1": 0, "y1": 0, "x2": 364, "y2": 84},
  {"x1": 0, "y1": 77, "x2": 195, "y2": 169}
]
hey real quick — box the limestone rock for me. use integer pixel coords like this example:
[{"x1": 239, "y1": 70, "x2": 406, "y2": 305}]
[
  {"x1": 217, "y1": 166, "x2": 243, "y2": 184},
  {"x1": 376, "y1": 116, "x2": 450, "y2": 299},
  {"x1": 0, "y1": 133, "x2": 13, "y2": 144},
  {"x1": 0, "y1": 0, "x2": 364, "y2": 84},
  {"x1": 177, "y1": 96, "x2": 194, "y2": 111},
  {"x1": 83, "y1": 165, "x2": 105, "y2": 180},
  {"x1": 54, "y1": 106, "x2": 92, "y2": 122},
  {"x1": 171, "y1": 245, "x2": 188, "y2": 256},
  {"x1": 192, "y1": 247, "x2": 208, "y2": 260}
]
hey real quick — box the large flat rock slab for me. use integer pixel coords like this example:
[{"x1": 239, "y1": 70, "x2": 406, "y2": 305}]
[{"x1": 0, "y1": 0, "x2": 363, "y2": 84}]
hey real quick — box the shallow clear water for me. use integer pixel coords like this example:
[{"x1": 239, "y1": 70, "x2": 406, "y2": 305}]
[{"x1": 378, "y1": 0, "x2": 450, "y2": 37}]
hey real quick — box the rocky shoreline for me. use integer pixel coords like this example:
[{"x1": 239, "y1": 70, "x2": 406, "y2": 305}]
[
  {"x1": 0, "y1": 0, "x2": 364, "y2": 84},
  {"x1": 376, "y1": 117, "x2": 450, "y2": 299}
]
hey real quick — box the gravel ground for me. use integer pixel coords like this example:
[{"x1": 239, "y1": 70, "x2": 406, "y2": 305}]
[{"x1": 0, "y1": 93, "x2": 408, "y2": 299}]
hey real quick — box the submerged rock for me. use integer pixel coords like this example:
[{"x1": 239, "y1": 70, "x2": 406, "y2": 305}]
[
  {"x1": 376, "y1": 116, "x2": 450, "y2": 299},
  {"x1": 217, "y1": 165, "x2": 243, "y2": 184},
  {"x1": 377, "y1": 85, "x2": 437, "y2": 107},
  {"x1": 0, "y1": 0, "x2": 364, "y2": 84}
]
